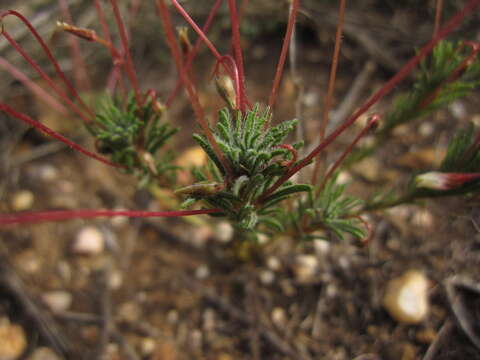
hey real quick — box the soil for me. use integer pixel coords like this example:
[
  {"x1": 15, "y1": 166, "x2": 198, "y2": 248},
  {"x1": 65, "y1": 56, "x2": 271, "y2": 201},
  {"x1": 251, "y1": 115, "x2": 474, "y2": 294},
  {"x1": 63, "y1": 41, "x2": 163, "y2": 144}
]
[{"x1": 0, "y1": 1, "x2": 480, "y2": 359}]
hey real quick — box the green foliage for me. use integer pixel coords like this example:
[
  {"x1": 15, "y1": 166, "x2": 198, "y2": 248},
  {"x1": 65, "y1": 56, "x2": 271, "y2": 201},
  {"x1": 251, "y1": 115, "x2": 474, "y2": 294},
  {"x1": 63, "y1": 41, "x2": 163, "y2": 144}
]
[
  {"x1": 292, "y1": 174, "x2": 367, "y2": 241},
  {"x1": 179, "y1": 104, "x2": 311, "y2": 232},
  {"x1": 381, "y1": 41, "x2": 480, "y2": 135},
  {"x1": 440, "y1": 125, "x2": 480, "y2": 173},
  {"x1": 88, "y1": 94, "x2": 178, "y2": 186}
]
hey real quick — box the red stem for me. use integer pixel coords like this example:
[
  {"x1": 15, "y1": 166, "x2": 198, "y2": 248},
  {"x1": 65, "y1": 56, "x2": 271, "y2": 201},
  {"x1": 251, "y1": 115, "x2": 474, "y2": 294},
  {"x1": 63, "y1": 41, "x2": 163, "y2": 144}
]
[
  {"x1": 57, "y1": 0, "x2": 91, "y2": 93},
  {"x1": 0, "y1": 103, "x2": 123, "y2": 169},
  {"x1": 317, "y1": 114, "x2": 380, "y2": 195},
  {"x1": 0, "y1": 208, "x2": 222, "y2": 226},
  {"x1": 156, "y1": 0, "x2": 234, "y2": 183},
  {"x1": 433, "y1": 0, "x2": 444, "y2": 37},
  {"x1": 166, "y1": 0, "x2": 224, "y2": 107},
  {"x1": 311, "y1": 0, "x2": 346, "y2": 185},
  {"x1": 227, "y1": 0, "x2": 247, "y2": 114},
  {"x1": 259, "y1": 0, "x2": 480, "y2": 202},
  {"x1": 0, "y1": 57, "x2": 68, "y2": 115},
  {"x1": 268, "y1": 0, "x2": 300, "y2": 109},
  {"x1": 94, "y1": 0, "x2": 127, "y2": 98},
  {"x1": 0, "y1": 10, "x2": 94, "y2": 119},
  {"x1": 2, "y1": 31, "x2": 93, "y2": 124},
  {"x1": 170, "y1": 0, "x2": 223, "y2": 61},
  {"x1": 109, "y1": 0, "x2": 142, "y2": 107}
]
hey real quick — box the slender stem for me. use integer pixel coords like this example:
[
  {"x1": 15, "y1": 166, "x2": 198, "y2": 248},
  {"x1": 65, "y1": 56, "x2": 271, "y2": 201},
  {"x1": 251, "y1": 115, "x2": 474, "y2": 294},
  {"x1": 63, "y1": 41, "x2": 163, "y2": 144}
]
[
  {"x1": 170, "y1": 0, "x2": 223, "y2": 61},
  {"x1": 268, "y1": 0, "x2": 300, "y2": 109},
  {"x1": 166, "y1": 0, "x2": 224, "y2": 106},
  {"x1": 433, "y1": 0, "x2": 444, "y2": 37},
  {"x1": 2, "y1": 31, "x2": 93, "y2": 124},
  {"x1": 0, "y1": 10, "x2": 94, "y2": 118},
  {"x1": 316, "y1": 114, "x2": 379, "y2": 196},
  {"x1": 227, "y1": 0, "x2": 247, "y2": 113},
  {"x1": 258, "y1": 0, "x2": 480, "y2": 202},
  {"x1": 156, "y1": 0, "x2": 234, "y2": 182},
  {"x1": 94, "y1": 0, "x2": 127, "y2": 98},
  {"x1": 0, "y1": 208, "x2": 222, "y2": 226},
  {"x1": 0, "y1": 57, "x2": 68, "y2": 114},
  {"x1": 0, "y1": 103, "x2": 122, "y2": 168},
  {"x1": 57, "y1": 0, "x2": 91, "y2": 93},
  {"x1": 109, "y1": 0, "x2": 142, "y2": 107},
  {"x1": 311, "y1": 0, "x2": 346, "y2": 185}
]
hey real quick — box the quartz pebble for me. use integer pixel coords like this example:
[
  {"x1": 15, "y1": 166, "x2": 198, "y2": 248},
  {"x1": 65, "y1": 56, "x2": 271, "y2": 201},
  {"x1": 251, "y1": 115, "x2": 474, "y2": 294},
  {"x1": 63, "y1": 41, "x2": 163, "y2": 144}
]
[
  {"x1": 292, "y1": 255, "x2": 319, "y2": 283},
  {"x1": 259, "y1": 269, "x2": 275, "y2": 285},
  {"x1": 214, "y1": 222, "x2": 234, "y2": 243},
  {"x1": 271, "y1": 307, "x2": 287, "y2": 328},
  {"x1": 11, "y1": 190, "x2": 34, "y2": 211},
  {"x1": 27, "y1": 347, "x2": 61, "y2": 360},
  {"x1": 0, "y1": 319, "x2": 27, "y2": 360},
  {"x1": 41, "y1": 291, "x2": 72, "y2": 313},
  {"x1": 72, "y1": 227, "x2": 105, "y2": 255},
  {"x1": 383, "y1": 270, "x2": 429, "y2": 324}
]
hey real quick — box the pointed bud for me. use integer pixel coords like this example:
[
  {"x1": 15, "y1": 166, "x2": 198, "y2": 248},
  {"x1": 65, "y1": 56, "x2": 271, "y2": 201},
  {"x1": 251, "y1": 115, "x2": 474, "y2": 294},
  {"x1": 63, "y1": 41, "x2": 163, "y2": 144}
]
[
  {"x1": 415, "y1": 171, "x2": 480, "y2": 190},
  {"x1": 56, "y1": 21, "x2": 97, "y2": 42},
  {"x1": 215, "y1": 75, "x2": 237, "y2": 110},
  {"x1": 177, "y1": 26, "x2": 192, "y2": 58}
]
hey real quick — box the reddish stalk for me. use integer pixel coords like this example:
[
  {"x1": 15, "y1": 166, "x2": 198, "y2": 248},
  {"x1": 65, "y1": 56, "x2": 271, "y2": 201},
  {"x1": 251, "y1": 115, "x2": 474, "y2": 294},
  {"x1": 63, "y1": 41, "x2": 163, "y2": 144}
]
[
  {"x1": 166, "y1": 1, "x2": 223, "y2": 106},
  {"x1": 109, "y1": 0, "x2": 142, "y2": 107},
  {"x1": 316, "y1": 114, "x2": 380, "y2": 196},
  {"x1": 57, "y1": 0, "x2": 91, "y2": 93},
  {"x1": 166, "y1": 0, "x2": 224, "y2": 106},
  {"x1": 0, "y1": 104, "x2": 122, "y2": 169},
  {"x1": 156, "y1": 0, "x2": 234, "y2": 182},
  {"x1": 2, "y1": 31, "x2": 93, "y2": 124},
  {"x1": 170, "y1": 0, "x2": 223, "y2": 61},
  {"x1": 0, "y1": 208, "x2": 222, "y2": 226},
  {"x1": 227, "y1": 0, "x2": 247, "y2": 113},
  {"x1": 268, "y1": 0, "x2": 300, "y2": 109},
  {"x1": 311, "y1": 0, "x2": 346, "y2": 185},
  {"x1": 277, "y1": 144, "x2": 298, "y2": 168},
  {"x1": 0, "y1": 57, "x2": 68, "y2": 115},
  {"x1": 94, "y1": 0, "x2": 127, "y2": 98},
  {"x1": 258, "y1": 0, "x2": 480, "y2": 202},
  {"x1": 434, "y1": 0, "x2": 444, "y2": 37},
  {"x1": 0, "y1": 10, "x2": 94, "y2": 119}
]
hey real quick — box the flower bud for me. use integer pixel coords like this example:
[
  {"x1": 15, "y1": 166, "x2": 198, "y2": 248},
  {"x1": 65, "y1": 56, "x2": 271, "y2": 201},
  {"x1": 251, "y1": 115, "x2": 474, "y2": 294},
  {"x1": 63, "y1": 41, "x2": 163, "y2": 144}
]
[
  {"x1": 215, "y1": 75, "x2": 237, "y2": 110},
  {"x1": 415, "y1": 171, "x2": 480, "y2": 190},
  {"x1": 57, "y1": 21, "x2": 96, "y2": 42}
]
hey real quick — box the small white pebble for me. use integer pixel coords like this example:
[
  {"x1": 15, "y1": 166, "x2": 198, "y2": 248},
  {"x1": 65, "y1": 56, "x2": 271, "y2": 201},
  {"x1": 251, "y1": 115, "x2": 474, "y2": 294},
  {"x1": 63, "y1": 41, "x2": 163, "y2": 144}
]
[
  {"x1": 256, "y1": 233, "x2": 269, "y2": 245},
  {"x1": 383, "y1": 270, "x2": 429, "y2": 324},
  {"x1": 27, "y1": 347, "x2": 61, "y2": 360},
  {"x1": 313, "y1": 239, "x2": 331, "y2": 256},
  {"x1": 72, "y1": 227, "x2": 104, "y2": 255},
  {"x1": 140, "y1": 338, "x2": 156, "y2": 356},
  {"x1": 109, "y1": 271, "x2": 123, "y2": 290},
  {"x1": 11, "y1": 190, "x2": 34, "y2": 211},
  {"x1": 259, "y1": 270, "x2": 275, "y2": 285},
  {"x1": 271, "y1": 307, "x2": 287, "y2": 328},
  {"x1": 37, "y1": 164, "x2": 59, "y2": 182},
  {"x1": 266, "y1": 256, "x2": 281, "y2": 271},
  {"x1": 166, "y1": 309, "x2": 179, "y2": 324},
  {"x1": 293, "y1": 255, "x2": 319, "y2": 283},
  {"x1": 203, "y1": 308, "x2": 216, "y2": 331},
  {"x1": 41, "y1": 291, "x2": 72, "y2": 313},
  {"x1": 195, "y1": 264, "x2": 210, "y2": 280},
  {"x1": 0, "y1": 319, "x2": 27, "y2": 360},
  {"x1": 418, "y1": 122, "x2": 434, "y2": 137},
  {"x1": 449, "y1": 100, "x2": 466, "y2": 119},
  {"x1": 214, "y1": 222, "x2": 234, "y2": 243}
]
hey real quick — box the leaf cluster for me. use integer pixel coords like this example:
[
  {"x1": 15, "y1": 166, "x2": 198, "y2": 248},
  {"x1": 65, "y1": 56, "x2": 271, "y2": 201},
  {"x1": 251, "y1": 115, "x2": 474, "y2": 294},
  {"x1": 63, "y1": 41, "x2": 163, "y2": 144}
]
[
  {"x1": 88, "y1": 94, "x2": 178, "y2": 186},
  {"x1": 179, "y1": 104, "x2": 311, "y2": 231},
  {"x1": 291, "y1": 174, "x2": 366, "y2": 241}
]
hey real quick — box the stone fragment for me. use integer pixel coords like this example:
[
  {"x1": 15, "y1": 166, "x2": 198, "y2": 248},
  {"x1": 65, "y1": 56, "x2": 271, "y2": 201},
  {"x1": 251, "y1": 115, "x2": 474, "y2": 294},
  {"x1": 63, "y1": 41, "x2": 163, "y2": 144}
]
[{"x1": 383, "y1": 270, "x2": 429, "y2": 324}]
